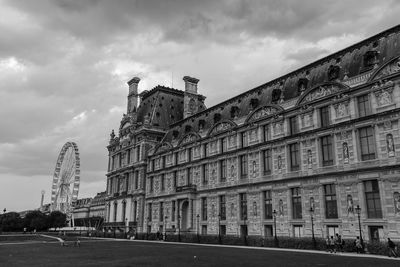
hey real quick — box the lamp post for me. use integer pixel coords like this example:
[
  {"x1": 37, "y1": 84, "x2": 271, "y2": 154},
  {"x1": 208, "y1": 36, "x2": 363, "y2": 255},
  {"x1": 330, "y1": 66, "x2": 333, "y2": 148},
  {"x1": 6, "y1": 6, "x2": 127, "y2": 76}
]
[
  {"x1": 177, "y1": 214, "x2": 181, "y2": 242},
  {"x1": 125, "y1": 218, "x2": 128, "y2": 239},
  {"x1": 146, "y1": 216, "x2": 150, "y2": 240},
  {"x1": 272, "y1": 209, "x2": 278, "y2": 247},
  {"x1": 355, "y1": 205, "x2": 364, "y2": 252},
  {"x1": 196, "y1": 214, "x2": 200, "y2": 243},
  {"x1": 164, "y1": 216, "x2": 168, "y2": 241},
  {"x1": 309, "y1": 207, "x2": 316, "y2": 249},
  {"x1": 243, "y1": 215, "x2": 247, "y2": 246},
  {"x1": 218, "y1": 213, "x2": 221, "y2": 244}
]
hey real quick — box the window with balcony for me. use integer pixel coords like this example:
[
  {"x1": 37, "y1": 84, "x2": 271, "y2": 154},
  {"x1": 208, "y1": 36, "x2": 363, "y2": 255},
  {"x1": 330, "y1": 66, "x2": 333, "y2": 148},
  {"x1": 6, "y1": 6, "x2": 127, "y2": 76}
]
[
  {"x1": 321, "y1": 135, "x2": 334, "y2": 166},
  {"x1": 186, "y1": 167, "x2": 192, "y2": 185},
  {"x1": 221, "y1": 137, "x2": 227, "y2": 153},
  {"x1": 324, "y1": 184, "x2": 338, "y2": 219},
  {"x1": 160, "y1": 202, "x2": 164, "y2": 222},
  {"x1": 172, "y1": 201, "x2": 176, "y2": 222},
  {"x1": 134, "y1": 171, "x2": 139, "y2": 189},
  {"x1": 203, "y1": 164, "x2": 209, "y2": 185},
  {"x1": 161, "y1": 174, "x2": 165, "y2": 192},
  {"x1": 148, "y1": 203, "x2": 152, "y2": 222},
  {"x1": 188, "y1": 148, "x2": 192, "y2": 162},
  {"x1": 365, "y1": 180, "x2": 382, "y2": 218},
  {"x1": 292, "y1": 187, "x2": 302, "y2": 219},
  {"x1": 149, "y1": 177, "x2": 154, "y2": 193},
  {"x1": 359, "y1": 126, "x2": 376, "y2": 161}
]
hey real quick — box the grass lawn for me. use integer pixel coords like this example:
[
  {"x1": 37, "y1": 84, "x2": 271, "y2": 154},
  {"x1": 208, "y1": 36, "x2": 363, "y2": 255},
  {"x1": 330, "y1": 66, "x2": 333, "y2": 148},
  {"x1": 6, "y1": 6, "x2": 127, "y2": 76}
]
[{"x1": 0, "y1": 238, "x2": 398, "y2": 267}]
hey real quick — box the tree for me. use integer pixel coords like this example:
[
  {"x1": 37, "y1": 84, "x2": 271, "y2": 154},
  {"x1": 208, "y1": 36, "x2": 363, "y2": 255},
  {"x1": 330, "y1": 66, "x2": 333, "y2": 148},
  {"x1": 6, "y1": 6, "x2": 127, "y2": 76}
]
[
  {"x1": 23, "y1": 211, "x2": 48, "y2": 231},
  {"x1": 48, "y1": 211, "x2": 66, "y2": 229},
  {"x1": 0, "y1": 212, "x2": 23, "y2": 232}
]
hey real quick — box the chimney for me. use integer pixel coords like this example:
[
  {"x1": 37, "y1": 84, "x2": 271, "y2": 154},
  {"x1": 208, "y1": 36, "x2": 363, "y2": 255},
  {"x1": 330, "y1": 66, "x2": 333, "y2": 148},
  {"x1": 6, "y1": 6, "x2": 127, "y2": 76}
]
[
  {"x1": 127, "y1": 77, "x2": 140, "y2": 114},
  {"x1": 183, "y1": 76, "x2": 199, "y2": 94},
  {"x1": 183, "y1": 76, "x2": 200, "y2": 119}
]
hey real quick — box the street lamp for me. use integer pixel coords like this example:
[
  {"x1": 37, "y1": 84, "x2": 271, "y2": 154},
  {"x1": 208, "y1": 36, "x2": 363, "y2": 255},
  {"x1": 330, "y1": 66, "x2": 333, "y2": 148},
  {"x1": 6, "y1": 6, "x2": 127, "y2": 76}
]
[
  {"x1": 125, "y1": 218, "x2": 128, "y2": 239},
  {"x1": 196, "y1": 214, "x2": 200, "y2": 243},
  {"x1": 164, "y1": 216, "x2": 168, "y2": 241},
  {"x1": 272, "y1": 209, "x2": 278, "y2": 247},
  {"x1": 177, "y1": 214, "x2": 181, "y2": 242},
  {"x1": 355, "y1": 205, "x2": 364, "y2": 252},
  {"x1": 309, "y1": 207, "x2": 316, "y2": 249},
  {"x1": 218, "y1": 213, "x2": 221, "y2": 244},
  {"x1": 243, "y1": 215, "x2": 247, "y2": 246}
]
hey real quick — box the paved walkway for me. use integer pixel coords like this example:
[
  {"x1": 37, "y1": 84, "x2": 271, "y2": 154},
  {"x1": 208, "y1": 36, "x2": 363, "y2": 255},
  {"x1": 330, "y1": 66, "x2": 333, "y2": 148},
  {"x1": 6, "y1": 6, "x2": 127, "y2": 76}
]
[{"x1": 88, "y1": 237, "x2": 400, "y2": 261}]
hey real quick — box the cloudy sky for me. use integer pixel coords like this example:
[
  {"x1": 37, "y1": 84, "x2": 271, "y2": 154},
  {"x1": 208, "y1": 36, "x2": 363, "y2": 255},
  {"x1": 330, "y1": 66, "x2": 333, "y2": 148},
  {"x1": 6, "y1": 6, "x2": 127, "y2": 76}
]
[{"x1": 1, "y1": 0, "x2": 399, "y2": 212}]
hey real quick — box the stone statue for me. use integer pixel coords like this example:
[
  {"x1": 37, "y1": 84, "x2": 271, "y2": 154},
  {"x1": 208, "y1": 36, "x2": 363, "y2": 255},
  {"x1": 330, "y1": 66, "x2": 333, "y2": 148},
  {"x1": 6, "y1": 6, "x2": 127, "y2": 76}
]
[
  {"x1": 279, "y1": 199, "x2": 284, "y2": 216},
  {"x1": 379, "y1": 89, "x2": 392, "y2": 106},
  {"x1": 343, "y1": 142, "x2": 349, "y2": 163},
  {"x1": 387, "y1": 134, "x2": 395, "y2": 157},
  {"x1": 347, "y1": 195, "x2": 354, "y2": 214}
]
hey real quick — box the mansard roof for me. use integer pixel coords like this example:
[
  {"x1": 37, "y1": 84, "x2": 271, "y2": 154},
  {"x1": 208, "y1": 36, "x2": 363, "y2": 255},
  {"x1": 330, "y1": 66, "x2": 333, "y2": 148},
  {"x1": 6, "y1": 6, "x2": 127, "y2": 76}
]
[
  {"x1": 161, "y1": 24, "x2": 400, "y2": 145},
  {"x1": 136, "y1": 85, "x2": 184, "y2": 129}
]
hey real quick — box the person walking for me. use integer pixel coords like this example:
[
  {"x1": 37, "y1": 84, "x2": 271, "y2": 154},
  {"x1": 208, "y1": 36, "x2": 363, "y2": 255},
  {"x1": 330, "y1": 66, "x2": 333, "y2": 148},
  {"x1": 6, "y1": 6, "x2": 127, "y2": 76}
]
[
  {"x1": 326, "y1": 236, "x2": 332, "y2": 253},
  {"x1": 355, "y1": 236, "x2": 363, "y2": 254},
  {"x1": 388, "y1": 238, "x2": 398, "y2": 258}
]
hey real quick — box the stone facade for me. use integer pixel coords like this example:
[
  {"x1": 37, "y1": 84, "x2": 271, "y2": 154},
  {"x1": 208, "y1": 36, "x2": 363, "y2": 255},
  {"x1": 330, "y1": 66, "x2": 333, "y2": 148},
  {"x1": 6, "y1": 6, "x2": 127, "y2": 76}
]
[{"x1": 105, "y1": 25, "x2": 400, "y2": 241}]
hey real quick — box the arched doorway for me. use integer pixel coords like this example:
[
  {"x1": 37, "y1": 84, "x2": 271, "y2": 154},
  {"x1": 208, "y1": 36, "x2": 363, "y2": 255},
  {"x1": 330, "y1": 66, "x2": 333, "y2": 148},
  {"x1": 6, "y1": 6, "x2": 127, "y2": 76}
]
[{"x1": 181, "y1": 200, "x2": 189, "y2": 230}]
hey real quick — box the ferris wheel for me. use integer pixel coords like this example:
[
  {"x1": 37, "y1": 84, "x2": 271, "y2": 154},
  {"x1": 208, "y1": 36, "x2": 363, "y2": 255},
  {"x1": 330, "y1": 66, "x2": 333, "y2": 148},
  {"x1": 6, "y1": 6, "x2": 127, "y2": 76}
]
[{"x1": 50, "y1": 142, "x2": 80, "y2": 221}]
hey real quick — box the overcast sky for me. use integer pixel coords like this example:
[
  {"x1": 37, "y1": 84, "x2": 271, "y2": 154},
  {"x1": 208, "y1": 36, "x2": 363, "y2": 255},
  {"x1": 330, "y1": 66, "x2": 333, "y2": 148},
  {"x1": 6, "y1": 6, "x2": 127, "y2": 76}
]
[{"x1": 1, "y1": 0, "x2": 399, "y2": 212}]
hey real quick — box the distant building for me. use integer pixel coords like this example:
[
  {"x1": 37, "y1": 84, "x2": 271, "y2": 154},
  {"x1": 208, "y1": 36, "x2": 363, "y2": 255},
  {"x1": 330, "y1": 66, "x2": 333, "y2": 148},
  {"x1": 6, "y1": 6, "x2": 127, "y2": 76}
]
[
  {"x1": 105, "y1": 25, "x2": 400, "y2": 242},
  {"x1": 73, "y1": 192, "x2": 106, "y2": 228}
]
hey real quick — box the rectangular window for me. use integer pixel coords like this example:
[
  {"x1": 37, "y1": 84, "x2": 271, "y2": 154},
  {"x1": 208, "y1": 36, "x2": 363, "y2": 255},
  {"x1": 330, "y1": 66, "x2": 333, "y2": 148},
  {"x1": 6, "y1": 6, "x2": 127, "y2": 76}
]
[
  {"x1": 292, "y1": 188, "x2": 302, "y2": 219},
  {"x1": 221, "y1": 137, "x2": 227, "y2": 153},
  {"x1": 264, "y1": 225, "x2": 273, "y2": 237},
  {"x1": 263, "y1": 125, "x2": 270, "y2": 142},
  {"x1": 203, "y1": 143, "x2": 208, "y2": 157},
  {"x1": 289, "y1": 116, "x2": 298, "y2": 135},
  {"x1": 321, "y1": 135, "x2": 334, "y2": 166},
  {"x1": 133, "y1": 201, "x2": 137, "y2": 221},
  {"x1": 241, "y1": 132, "x2": 248, "y2": 147},
  {"x1": 359, "y1": 126, "x2": 376, "y2": 161},
  {"x1": 320, "y1": 106, "x2": 330, "y2": 128},
  {"x1": 220, "y1": 159, "x2": 227, "y2": 183},
  {"x1": 240, "y1": 193, "x2": 247, "y2": 220},
  {"x1": 173, "y1": 171, "x2": 177, "y2": 189},
  {"x1": 263, "y1": 149, "x2": 272, "y2": 174},
  {"x1": 136, "y1": 145, "x2": 141, "y2": 162},
  {"x1": 175, "y1": 152, "x2": 179, "y2": 165},
  {"x1": 149, "y1": 177, "x2": 154, "y2": 193},
  {"x1": 134, "y1": 171, "x2": 139, "y2": 189},
  {"x1": 188, "y1": 148, "x2": 192, "y2": 162},
  {"x1": 161, "y1": 174, "x2": 165, "y2": 192},
  {"x1": 151, "y1": 159, "x2": 155, "y2": 171},
  {"x1": 263, "y1": 190, "x2": 272, "y2": 219},
  {"x1": 118, "y1": 153, "x2": 122, "y2": 168},
  {"x1": 357, "y1": 94, "x2": 371, "y2": 117},
  {"x1": 202, "y1": 197, "x2": 208, "y2": 221},
  {"x1": 219, "y1": 195, "x2": 226, "y2": 220},
  {"x1": 148, "y1": 203, "x2": 152, "y2": 222},
  {"x1": 127, "y1": 149, "x2": 131, "y2": 164},
  {"x1": 160, "y1": 202, "x2": 164, "y2": 222},
  {"x1": 365, "y1": 180, "x2": 382, "y2": 218},
  {"x1": 293, "y1": 225, "x2": 303, "y2": 237},
  {"x1": 202, "y1": 164, "x2": 208, "y2": 185},
  {"x1": 162, "y1": 156, "x2": 166, "y2": 168},
  {"x1": 172, "y1": 201, "x2": 176, "y2": 222},
  {"x1": 289, "y1": 143, "x2": 300, "y2": 171},
  {"x1": 240, "y1": 154, "x2": 248, "y2": 178},
  {"x1": 186, "y1": 167, "x2": 192, "y2": 185},
  {"x1": 324, "y1": 184, "x2": 338, "y2": 219}
]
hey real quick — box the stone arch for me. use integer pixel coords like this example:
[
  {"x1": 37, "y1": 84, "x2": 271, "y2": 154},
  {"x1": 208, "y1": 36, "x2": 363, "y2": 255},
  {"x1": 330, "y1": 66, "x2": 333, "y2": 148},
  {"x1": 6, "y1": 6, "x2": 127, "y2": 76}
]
[
  {"x1": 245, "y1": 104, "x2": 284, "y2": 123},
  {"x1": 296, "y1": 82, "x2": 350, "y2": 106},
  {"x1": 369, "y1": 55, "x2": 400, "y2": 82},
  {"x1": 207, "y1": 120, "x2": 237, "y2": 137}
]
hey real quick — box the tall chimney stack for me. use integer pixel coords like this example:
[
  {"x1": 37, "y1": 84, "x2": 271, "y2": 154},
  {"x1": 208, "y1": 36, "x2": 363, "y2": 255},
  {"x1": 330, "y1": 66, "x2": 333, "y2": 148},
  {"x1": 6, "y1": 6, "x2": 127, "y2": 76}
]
[
  {"x1": 183, "y1": 76, "x2": 200, "y2": 119},
  {"x1": 127, "y1": 77, "x2": 140, "y2": 114}
]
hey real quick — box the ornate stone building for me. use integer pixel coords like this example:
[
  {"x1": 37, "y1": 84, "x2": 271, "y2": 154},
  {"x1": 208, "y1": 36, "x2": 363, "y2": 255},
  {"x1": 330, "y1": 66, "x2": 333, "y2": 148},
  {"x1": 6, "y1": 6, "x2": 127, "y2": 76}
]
[
  {"x1": 105, "y1": 25, "x2": 400, "y2": 241},
  {"x1": 73, "y1": 192, "x2": 106, "y2": 227}
]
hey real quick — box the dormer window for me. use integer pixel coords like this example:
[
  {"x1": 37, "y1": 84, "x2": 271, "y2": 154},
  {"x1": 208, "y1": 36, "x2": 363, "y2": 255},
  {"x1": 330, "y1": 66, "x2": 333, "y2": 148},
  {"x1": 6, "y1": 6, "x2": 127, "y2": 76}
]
[
  {"x1": 185, "y1": 125, "x2": 192, "y2": 133},
  {"x1": 198, "y1": 119, "x2": 205, "y2": 129},
  {"x1": 363, "y1": 50, "x2": 379, "y2": 68},
  {"x1": 250, "y1": 98, "x2": 259, "y2": 109},
  {"x1": 214, "y1": 113, "x2": 221, "y2": 123},
  {"x1": 297, "y1": 78, "x2": 308, "y2": 94},
  {"x1": 271, "y1": 89, "x2": 281, "y2": 103},
  {"x1": 172, "y1": 130, "x2": 179, "y2": 139},
  {"x1": 230, "y1": 106, "x2": 240, "y2": 118},
  {"x1": 328, "y1": 65, "x2": 340, "y2": 80}
]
